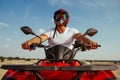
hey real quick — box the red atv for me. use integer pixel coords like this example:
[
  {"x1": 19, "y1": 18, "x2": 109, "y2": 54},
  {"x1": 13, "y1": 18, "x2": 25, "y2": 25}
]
[{"x1": 1, "y1": 26, "x2": 118, "y2": 80}]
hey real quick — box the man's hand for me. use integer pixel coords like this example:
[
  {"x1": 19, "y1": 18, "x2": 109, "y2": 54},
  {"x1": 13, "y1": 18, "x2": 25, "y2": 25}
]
[
  {"x1": 22, "y1": 41, "x2": 33, "y2": 51},
  {"x1": 21, "y1": 37, "x2": 41, "y2": 50},
  {"x1": 88, "y1": 41, "x2": 98, "y2": 50}
]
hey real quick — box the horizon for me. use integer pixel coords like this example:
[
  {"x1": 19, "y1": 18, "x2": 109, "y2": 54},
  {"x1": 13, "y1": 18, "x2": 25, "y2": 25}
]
[{"x1": 1, "y1": 56, "x2": 120, "y2": 61}]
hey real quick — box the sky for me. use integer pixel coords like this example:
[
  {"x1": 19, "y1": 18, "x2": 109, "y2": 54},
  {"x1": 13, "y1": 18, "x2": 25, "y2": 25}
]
[{"x1": 0, "y1": 0, "x2": 120, "y2": 60}]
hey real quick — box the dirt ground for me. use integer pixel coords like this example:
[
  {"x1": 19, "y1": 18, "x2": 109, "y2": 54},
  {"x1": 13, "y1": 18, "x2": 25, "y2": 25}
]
[{"x1": 0, "y1": 60, "x2": 120, "y2": 80}]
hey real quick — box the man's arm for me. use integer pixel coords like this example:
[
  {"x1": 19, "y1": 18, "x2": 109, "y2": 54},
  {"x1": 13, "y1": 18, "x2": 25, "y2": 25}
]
[
  {"x1": 73, "y1": 33, "x2": 98, "y2": 49},
  {"x1": 22, "y1": 34, "x2": 49, "y2": 50}
]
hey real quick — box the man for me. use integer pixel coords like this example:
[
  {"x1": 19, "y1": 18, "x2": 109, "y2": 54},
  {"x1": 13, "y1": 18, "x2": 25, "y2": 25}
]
[{"x1": 22, "y1": 9, "x2": 98, "y2": 59}]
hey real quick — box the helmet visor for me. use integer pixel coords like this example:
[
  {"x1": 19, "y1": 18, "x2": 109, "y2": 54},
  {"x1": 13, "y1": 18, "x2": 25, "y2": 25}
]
[{"x1": 55, "y1": 13, "x2": 67, "y2": 21}]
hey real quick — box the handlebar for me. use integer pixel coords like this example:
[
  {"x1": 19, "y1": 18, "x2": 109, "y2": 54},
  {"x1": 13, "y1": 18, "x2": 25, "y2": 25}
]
[
  {"x1": 30, "y1": 43, "x2": 49, "y2": 50},
  {"x1": 30, "y1": 43, "x2": 101, "y2": 52}
]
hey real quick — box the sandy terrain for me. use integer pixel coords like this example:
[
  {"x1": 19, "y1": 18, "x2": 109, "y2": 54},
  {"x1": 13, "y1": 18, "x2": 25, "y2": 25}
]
[{"x1": 0, "y1": 60, "x2": 120, "y2": 80}]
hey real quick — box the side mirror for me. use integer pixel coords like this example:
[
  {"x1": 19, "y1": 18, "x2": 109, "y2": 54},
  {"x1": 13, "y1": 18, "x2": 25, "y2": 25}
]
[
  {"x1": 21, "y1": 26, "x2": 35, "y2": 35},
  {"x1": 84, "y1": 28, "x2": 98, "y2": 37},
  {"x1": 21, "y1": 26, "x2": 42, "y2": 42}
]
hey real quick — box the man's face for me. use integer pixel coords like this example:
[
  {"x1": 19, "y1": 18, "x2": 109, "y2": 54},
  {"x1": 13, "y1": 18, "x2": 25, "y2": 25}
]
[{"x1": 54, "y1": 13, "x2": 67, "y2": 26}]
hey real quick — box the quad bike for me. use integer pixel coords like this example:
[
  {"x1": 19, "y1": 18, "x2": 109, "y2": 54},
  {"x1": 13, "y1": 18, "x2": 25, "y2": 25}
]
[{"x1": 1, "y1": 26, "x2": 118, "y2": 80}]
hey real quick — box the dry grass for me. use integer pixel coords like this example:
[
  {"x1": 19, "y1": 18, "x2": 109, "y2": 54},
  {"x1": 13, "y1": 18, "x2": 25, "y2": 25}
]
[{"x1": 0, "y1": 60, "x2": 120, "y2": 80}]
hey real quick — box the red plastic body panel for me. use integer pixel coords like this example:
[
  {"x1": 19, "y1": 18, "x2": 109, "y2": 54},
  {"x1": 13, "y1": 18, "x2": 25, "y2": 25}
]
[{"x1": 2, "y1": 61, "x2": 116, "y2": 80}]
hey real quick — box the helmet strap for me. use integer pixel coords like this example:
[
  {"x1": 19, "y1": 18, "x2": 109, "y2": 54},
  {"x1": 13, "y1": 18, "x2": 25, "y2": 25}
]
[{"x1": 53, "y1": 25, "x2": 57, "y2": 38}]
